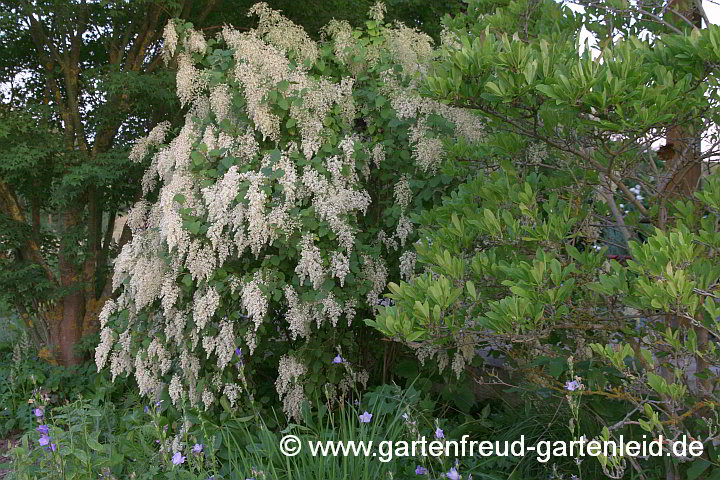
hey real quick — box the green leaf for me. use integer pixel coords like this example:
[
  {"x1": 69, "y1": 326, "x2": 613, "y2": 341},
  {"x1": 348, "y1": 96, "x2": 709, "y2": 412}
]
[
  {"x1": 687, "y1": 459, "x2": 711, "y2": 480},
  {"x1": 87, "y1": 434, "x2": 106, "y2": 452},
  {"x1": 536, "y1": 84, "x2": 560, "y2": 100},
  {"x1": 485, "y1": 81, "x2": 503, "y2": 96},
  {"x1": 647, "y1": 373, "x2": 668, "y2": 395},
  {"x1": 72, "y1": 449, "x2": 90, "y2": 464},
  {"x1": 547, "y1": 357, "x2": 566, "y2": 378},
  {"x1": 466, "y1": 281, "x2": 477, "y2": 300},
  {"x1": 405, "y1": 331, "x2": 424, "y2": 342}
]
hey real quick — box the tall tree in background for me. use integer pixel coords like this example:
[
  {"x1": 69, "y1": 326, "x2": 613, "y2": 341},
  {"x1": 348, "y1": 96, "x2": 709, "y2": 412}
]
[{"x1": 0, "y1": 0, "x2": 221, "y2": 366}]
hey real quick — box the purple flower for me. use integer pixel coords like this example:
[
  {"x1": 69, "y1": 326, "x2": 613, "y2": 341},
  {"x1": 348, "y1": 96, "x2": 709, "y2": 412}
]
[
  {"x1": 192, "y1": 443, "x2": 203, "y2": 453},
  {"x1": 38, "y1": 435, "x2": 51, "y2": 446},
  {"x1": 144, "y1": 406, "x2": 150, "y2": 414},
  {"x1": 565, "y1": 380, "x2": 581, "y2": 391},
  {"x1": 171, "y1": 452, "x2": 186, "y2": 465},
  {"x1": 415, "y1": 465, "x2": 428, "y2": 475},
  {"x1": 235, "y1": 348, "x2": 245, "y2": 366},
  {"x1": 33, "y1": 408, "x2": 44, "y2": 418},
  {"x1": 435, "y1": 427, "x2": 444, "y2": 439},
  {"x1": 36, "y1": 425, "x2": 49, "y2": 435},
  {"x1": 358, "y1": 411, "x2": 372, "y2": 423},
  {"x1": 332, "y1": 354, "x2": 344, "y2": 364},
  {"x1": 46, "y1": 443, "x2": 57, "y2": 452},
  {"x1": 446, "y1": 467, "x2": 461, "y2": 480},
  {"x1": 155, "y1": 400, "x2": 164, "y2": 407}
]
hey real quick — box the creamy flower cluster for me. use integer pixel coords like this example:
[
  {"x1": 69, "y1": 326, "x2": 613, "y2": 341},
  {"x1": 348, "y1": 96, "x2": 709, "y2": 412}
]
[
  {"x1": 384, "y1": 76, "x2": 486, "y2": 172},
  {"x1": 276, "y1": 354, "x2": 308, "y2": 420},
  {"x1": 250, "y1": 2, "x2": 318, "y2": 65},
  {"x1": 386, "y1": 22, "x2": 435, "y2": 76},
  {"x1": 129, "y1": 122, "x2": 171, "y2": 163},
  {"x1": 322, "y1": 20, "x2": 354, "y2": 65},
  {"x1": 177, "y1": 53, "x2": 208, "y2": 107},
  {"x1": 162, "y1": 20, "x2": 178, "y2": 64},
  {"x1": 362, "y1": 255, "x2": 388, "y2": 307},
  {"x1": 399, "y1": 250, "x2": 416, "y2": 281}
]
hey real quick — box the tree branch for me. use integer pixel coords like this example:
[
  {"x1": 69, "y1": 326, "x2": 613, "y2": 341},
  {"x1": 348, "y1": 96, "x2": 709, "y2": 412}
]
[
  {"x1": 598, "y1": 175, "x2": 632, "y2": 244},
  {"x1": 0, "y1": 181, "x2": 56, "y2": 283},
  {"x1": 461, "y1": 101, "x2": 652, "y2": 216}
]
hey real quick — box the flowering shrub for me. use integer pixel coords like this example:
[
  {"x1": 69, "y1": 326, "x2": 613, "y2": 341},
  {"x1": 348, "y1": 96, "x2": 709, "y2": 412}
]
[{"x1": 96, "y1": 3, "x2": 484, "y2": 420}]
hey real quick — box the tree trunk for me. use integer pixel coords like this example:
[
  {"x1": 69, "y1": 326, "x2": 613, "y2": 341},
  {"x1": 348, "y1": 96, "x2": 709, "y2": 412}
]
[
  {"x1": 50, "y1": 289, "x2": 86, "y2": 366},
  {"x1": 46, "y1": 290, "x2": 109, "y2": 366},
  {"x1": 50, "y1": 209, "x2": 87, "y2": 365},
  {"x1": 658, "y1": 4, "x2": 706, "y2": 479}
]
